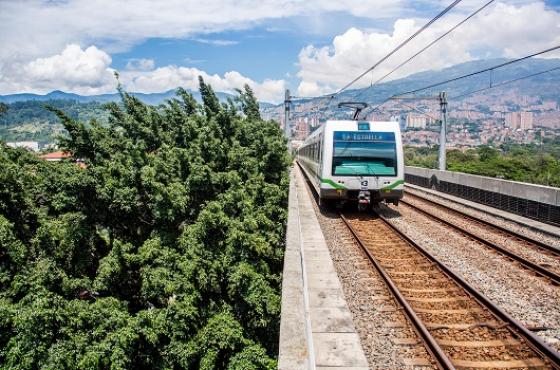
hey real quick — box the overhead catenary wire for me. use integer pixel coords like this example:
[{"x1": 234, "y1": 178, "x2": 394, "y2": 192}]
[
  {"x1": 289, "y1": 0, "x2": 467, "y2": 122},
  {"x1": 452, "y1": 65, "x2": 560, "y2": 99},
  {"x1": 332, "y1": 0, "x2": 464, "y2": 97},
  {"x1": 291, "y1": 0, "x2": 465, "y2": 119},
  {"x1": 364, "y1": 44, "x2": 560, "y2": 116},
  {"x1": 396, "y1": 44, "x2": 560, "y2": 96},
  {"x1": 397, "y1": 101, "x2": 440, "y2": 121},
  {"x1": 356, "y1": 0, "x2": 495, "y2": 101}
]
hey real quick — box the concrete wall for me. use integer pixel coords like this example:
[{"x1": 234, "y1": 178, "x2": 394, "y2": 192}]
[{"x1": 405, "y1": 166, "x2": 560, "y2": 207}]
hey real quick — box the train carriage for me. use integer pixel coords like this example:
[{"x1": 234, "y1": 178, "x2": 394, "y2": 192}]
[{"x1": 297, "y1": 119, "x2": 404, "y2": 209}]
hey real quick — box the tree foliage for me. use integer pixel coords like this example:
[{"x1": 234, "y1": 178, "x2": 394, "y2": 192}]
[
  {"x1": 0, "y1": 80, "x2": 290, "y2": 369},
  {"x1": 0, "y1": 100, "x2": 109, "y2": 144},
  {"x1": 405, "y1": 143, "x2": 560, "y2": 187}
]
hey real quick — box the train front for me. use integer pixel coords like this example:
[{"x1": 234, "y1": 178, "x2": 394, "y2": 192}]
[{"x1": 321, "y1": 121, "x2": 404, "y2": 209}]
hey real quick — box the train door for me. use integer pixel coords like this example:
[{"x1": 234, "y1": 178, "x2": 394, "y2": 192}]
[{"x1": 318, "y1": 136, "x2": 324, "y2": 178}]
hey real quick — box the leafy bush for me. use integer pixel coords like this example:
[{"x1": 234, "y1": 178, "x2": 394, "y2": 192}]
[
  {"x1": 0, "y1": 79, "x2": 290, "y2": 369},
  {"x1": 405, "y1": 144, "x2": 560, "y2": 187}
]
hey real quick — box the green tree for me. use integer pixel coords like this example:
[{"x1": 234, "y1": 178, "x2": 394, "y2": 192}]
[
  {"x1": 235, "y1": 85, "x2": 261, "y2": 120},
  {"x1": 0, "y1": 77, "x2": 290, "y2": 369}
]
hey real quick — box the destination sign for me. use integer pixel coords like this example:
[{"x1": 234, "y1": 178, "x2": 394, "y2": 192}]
[{"x1": 334, "y1": 131, "x2": 395, "y2": 142}]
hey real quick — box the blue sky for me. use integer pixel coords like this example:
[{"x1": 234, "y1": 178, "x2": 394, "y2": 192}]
[
  {"x1": 110, "y1": 8, "x2": 448, "y2": 87},
  {"x1": 1, "y1": 0, "x2": 559, "y2": 102},
  {"x1": 101, "y1": 0, "x2": 560, "y2": 79}
]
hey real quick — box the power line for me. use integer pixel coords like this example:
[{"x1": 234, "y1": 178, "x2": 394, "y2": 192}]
[
  {"x1": 396, "y1": 101, "x2": 440, "y2": 121},
  {"x1": 365, "y1": 44, "x2": 560, "y2": 116},
  {"x1": 395, "y1": 44, "x2": 560, "y2": 96},
  {"x1": 332, "y1": 0, "x2": 464, "y2": 97},
  {"x1": 289, "y1": 0, "x2": 465, "y2": 119},
  {"x1": 452, "y1": 65, "x2": 560, "y2": 99},
  {"x1": 356, "y1": 0, "x2": 495, "y2": 101}
]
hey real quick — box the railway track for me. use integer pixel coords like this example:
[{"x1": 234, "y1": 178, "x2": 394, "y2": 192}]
[
  {"x1": 399, "y1": 193, "x2": 560, "y2": 286},
  {"x1": 340, "y1": 211, "x2": 560, "y2": 369},
  {"x1": 296, "y1": 161, "x2": 560, "y2": 368}
]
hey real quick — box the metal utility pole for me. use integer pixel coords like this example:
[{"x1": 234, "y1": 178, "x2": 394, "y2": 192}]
[
  {"x1": 438, "y1": 91, "x2": 448, "y2": 171},
  {"x1": 284, "y1": 89, "x2": 291, "y2": 146},
  {"x1": 388, "y1": 93, "x2": 448, "y2": 170}
]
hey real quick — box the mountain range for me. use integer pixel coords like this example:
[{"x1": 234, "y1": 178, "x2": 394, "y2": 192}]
[
  {"x1": 336, "y1": 57, "x2": 560, "y2": 103},
  {"x1": 0, "y1": 89, "x2": 276, "y2": 109},
  {"x1": 1, "y1": 57, "x2": 559, "y2": 113},
  {"x1": 271, "y1": 57, "x2": 560, "y2": 120}
]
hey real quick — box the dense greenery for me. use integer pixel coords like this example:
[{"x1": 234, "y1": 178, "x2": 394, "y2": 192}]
[
  {"x1": 405, "y1": 141, "x2": 560, "y2": 187},
  {"x1": 0, "y1": 100, "x2": 108, "y2": 144},
  {"x1": 0, "y1": 79, "x2": 290, "y2": 369}
]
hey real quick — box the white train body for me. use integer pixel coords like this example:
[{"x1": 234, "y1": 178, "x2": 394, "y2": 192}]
[{"x1": 296, "y1": 120, "x2": 404, "y2": 206}]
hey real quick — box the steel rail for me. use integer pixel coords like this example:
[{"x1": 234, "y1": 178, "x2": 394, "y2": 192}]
[
  {"x1": 399, "y1": 198, "x2": 560, "y2": 285},
  {"x1": 340, "y1": 212, "x2": 455, "y2": 370},
  {"x1": 404, "y1": 184, "x2": 560, "y2": 238},
  {"x1": 296, "y1": 160, "x2": 560, "y2": 368},
  {"x1": 295, "y1": 160, "x2": 451, "y2": 369},
  {"x1": 376, "y1": 209, "x2": 560, "y2": 369},
  {"x1": 404, "y1": 191, "x2": 560, "y2": 256}
]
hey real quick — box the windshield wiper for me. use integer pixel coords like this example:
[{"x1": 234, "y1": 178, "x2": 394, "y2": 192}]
[{"x1": 366, "y1": 164, "x2": 377, "y2": 177}]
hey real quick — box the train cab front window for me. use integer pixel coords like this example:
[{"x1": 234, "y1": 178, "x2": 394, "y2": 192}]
[{"x1": 332, "y1": 131, "x2": 397, "y2": 176}]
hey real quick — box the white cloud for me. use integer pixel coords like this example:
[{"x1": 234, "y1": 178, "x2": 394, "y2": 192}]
[
  {"x1": 192, "y1": 38, "x2": 238, "y2": 46},
  {"x1": 125, "y1": 58, "x2": 155, "y2": 71},
  {"x1": 0, "y1": 44, "x2": 284, "y2": 102},
  {"x1": 297, "y1": 80, "x2": 333, "y2": 97},
  {"x1": 0, "y1": 0, "x2": 407, "y2": 65},
  {"x1": 0, "y1": 44, "x2": 116, "y2": 95},
  {"x1": 123, "y1": 66, "x2": 285, "y2": 102},
  {"x1": 296, "y1": 1, "x2": 560, "y2": 96},
  {"x1": 1, "y1": 0, "x2": 557, "y2": 103},
  {"x1": 0, "y1": 0, "x2": 404, "y2": 100}
]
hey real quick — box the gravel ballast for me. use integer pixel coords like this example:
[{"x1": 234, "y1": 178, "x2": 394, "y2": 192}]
[
  {"x1": 404, "y1": 187, "x2": 560, "y2": 250},
  {"x1": 381, "y1": 203, "x2": 560, "y2": 352},
  {"x1": 299, "y1": 171, "x2": 436, "y2": 369}
]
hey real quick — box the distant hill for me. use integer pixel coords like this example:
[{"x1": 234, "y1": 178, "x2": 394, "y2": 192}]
[
  {"x1": 0, "y1": 89, "x2": 276, "y2": 109},
  {"x1": 0, "y1": 89, "x2": 180, "y2": 104},
  {"x1": 262, "y1": 57, "x2": 560, "y2": 120},
  {"x1": 0, "y1": 89, "x2": 275, "y2": 145},
  {"x1": 338, "y1": 57, "x2": 560, "y2": 103},
  {"x1": 3, "y1": 58, "x2": 559, "y2": 110},
  {"x1": 2, "y1": 57, "x2": 559, "y2": 144}
]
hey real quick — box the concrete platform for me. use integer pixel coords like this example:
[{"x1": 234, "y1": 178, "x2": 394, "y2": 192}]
[
  {"x1": 406, "y1": 183, "x2": 560, "y2": 238},
  {"x1": 278, "y1": 167, "x2": 368, "y2": 370}
]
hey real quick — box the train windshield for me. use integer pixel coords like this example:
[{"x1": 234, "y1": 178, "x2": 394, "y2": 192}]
[{"x1": 332, "y1": 131, "x2": 397, "y2": 176}]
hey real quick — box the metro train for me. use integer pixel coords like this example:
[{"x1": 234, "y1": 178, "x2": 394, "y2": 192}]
[{"x1": 296, "y1": 119, "x2": 404, "y2": 210}]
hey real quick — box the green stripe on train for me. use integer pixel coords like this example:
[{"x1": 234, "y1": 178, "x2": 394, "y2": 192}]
[
  {"x1": 381, "y1": 179, "x2": 405, "y2": 191},
  {"x1": 320, "y1": 178, "x2": 347, "y2": 190},
  {"x1": 321, "y1": 178, "x2": 404, "y2": 191}
]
